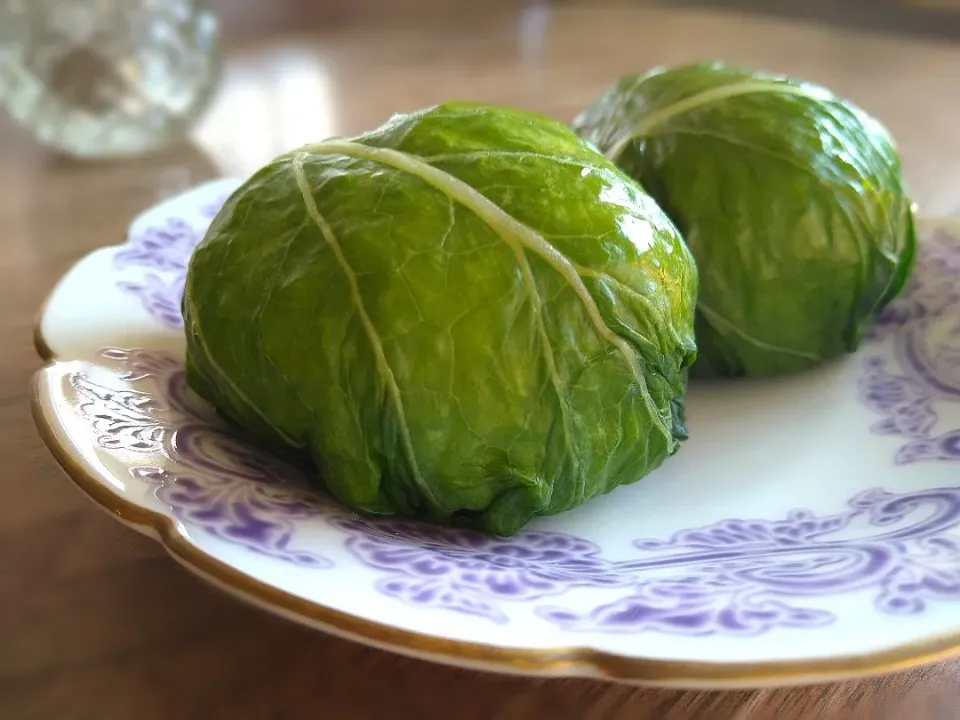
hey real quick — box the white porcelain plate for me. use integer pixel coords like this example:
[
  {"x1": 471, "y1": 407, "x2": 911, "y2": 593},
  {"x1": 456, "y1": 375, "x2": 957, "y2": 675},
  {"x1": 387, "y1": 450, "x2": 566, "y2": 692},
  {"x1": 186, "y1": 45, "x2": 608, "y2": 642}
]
[{"x1": 32, "y1": 180, "x2": 960, "y2": 688}]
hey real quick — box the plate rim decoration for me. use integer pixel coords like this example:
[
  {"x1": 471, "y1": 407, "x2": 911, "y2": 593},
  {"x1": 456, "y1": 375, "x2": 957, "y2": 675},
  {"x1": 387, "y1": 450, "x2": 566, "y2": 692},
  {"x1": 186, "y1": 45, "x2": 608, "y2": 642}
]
[{"x1": 29, "y1": 178, "x2": 960, "y2": 688}]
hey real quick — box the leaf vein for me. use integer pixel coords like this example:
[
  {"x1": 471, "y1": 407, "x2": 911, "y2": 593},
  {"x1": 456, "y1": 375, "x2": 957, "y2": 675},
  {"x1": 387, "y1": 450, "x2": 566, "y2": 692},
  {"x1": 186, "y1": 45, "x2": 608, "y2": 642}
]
[
  {"x1": 291, "y1": 152, "x2": 439, "y2": 508},
  {"x1": 302, "y1": 139, "x2": 671, "y2": 451}
]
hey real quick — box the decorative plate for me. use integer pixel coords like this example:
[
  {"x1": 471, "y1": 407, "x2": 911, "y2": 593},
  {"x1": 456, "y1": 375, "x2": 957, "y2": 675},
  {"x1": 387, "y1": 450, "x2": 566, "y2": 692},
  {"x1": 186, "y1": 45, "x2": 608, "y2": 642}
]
[{"x1": 32, "y1": 179, "x2": 960, "y2": 689}]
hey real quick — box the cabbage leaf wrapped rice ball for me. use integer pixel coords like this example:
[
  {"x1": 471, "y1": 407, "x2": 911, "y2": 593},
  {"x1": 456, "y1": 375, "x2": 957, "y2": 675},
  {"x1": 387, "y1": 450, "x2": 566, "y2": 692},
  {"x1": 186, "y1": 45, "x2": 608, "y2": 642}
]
[
  {"x1": 182, "y1": 103, "x2": 698, "y2": 536},
  {"x1": 574, "y1": 63, "x2": 917, "y2": 378}
]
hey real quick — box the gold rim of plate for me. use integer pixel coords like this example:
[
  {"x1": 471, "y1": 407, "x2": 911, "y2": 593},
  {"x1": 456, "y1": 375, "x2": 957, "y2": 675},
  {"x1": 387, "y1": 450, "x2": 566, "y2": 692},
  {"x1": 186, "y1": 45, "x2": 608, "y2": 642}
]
[{"x1": 29, "y1": 216, "x2": 960, "y2": 688}]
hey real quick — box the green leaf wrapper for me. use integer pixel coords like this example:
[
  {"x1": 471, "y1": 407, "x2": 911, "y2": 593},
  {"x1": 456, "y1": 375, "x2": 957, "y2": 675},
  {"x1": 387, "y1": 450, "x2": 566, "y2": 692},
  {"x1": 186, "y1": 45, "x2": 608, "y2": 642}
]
[
  {"x1": 574, "y1": 63, "x2": 917, "y2": 378},
  {"x1": 183, "y1": 103, "x2": 698, "y2": 535}
]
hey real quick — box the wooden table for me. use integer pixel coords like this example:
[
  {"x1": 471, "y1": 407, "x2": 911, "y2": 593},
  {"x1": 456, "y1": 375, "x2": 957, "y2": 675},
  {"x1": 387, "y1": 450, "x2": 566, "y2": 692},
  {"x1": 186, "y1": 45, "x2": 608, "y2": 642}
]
[{"x1": 4, "y1": 2, "x2": 960, "y2": 718}]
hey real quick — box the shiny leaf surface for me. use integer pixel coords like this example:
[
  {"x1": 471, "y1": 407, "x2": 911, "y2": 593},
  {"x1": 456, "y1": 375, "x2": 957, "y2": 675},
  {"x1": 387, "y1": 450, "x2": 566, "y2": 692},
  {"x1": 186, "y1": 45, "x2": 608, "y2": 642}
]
[
  {"x1": 574, "y1": 63, "x2": 917, "y2": 377},
  {"x1": 183, "y1": 103, "x2": 698, "y2": 535}
]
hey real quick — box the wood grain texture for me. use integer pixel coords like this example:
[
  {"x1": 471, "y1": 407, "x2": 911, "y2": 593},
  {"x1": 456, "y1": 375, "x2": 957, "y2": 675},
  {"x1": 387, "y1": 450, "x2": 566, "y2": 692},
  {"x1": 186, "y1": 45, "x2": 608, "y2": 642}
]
[{"x1": 4, "y1": 2, "x2": 960, "y2": 718}]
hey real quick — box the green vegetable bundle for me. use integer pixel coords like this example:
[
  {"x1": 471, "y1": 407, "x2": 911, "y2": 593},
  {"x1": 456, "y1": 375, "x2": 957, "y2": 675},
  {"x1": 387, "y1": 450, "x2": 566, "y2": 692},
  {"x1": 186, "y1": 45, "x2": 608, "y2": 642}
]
[
  {"x1": 182, "y1": 63, "x2": 918, "y2": 534},
  {"x1": 183, "y1": 103, "x2": 698, "y2": 535},
  {"x1": 574, "y1": 63, "x2": 916, "y2": 377}
]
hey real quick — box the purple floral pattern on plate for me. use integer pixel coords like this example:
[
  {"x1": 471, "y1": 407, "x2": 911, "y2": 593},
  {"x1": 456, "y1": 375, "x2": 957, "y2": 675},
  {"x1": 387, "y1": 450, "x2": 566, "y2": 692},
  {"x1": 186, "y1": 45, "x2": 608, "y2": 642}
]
[
  {"x1": 81, "y1": 188, "x2": 960, "y2": 635},
  {"x1": 68, "y1": 347, "x2": 960, "y2": 634},
  {"x1": 330, "y1": 515, "x2": 628, "y2": 623},
  {"x1": 537, "y1": 488, "x2": 960, "y2": 635},
  {"x1": 116, "y1": 273, "x2": 187, "y2": 329},
  {"x1": 70, "y1": 348, "x2": 331, "y2": 567},
  {"x1": 114, "y1": 192, "x2": 228, "y2": 327},
  {"x1": 861, "y1": 228, "x2": 960, "y2": 463}
]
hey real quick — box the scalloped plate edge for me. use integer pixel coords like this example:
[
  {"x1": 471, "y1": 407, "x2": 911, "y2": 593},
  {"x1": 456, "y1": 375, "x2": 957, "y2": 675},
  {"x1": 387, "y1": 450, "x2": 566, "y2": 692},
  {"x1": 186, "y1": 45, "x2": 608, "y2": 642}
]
[{"x1": 28, "y1": 196, "x2": 960, "y2": 688}]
